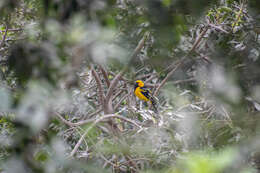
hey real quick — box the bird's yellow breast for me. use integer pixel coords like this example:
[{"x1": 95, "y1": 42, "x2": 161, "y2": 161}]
[{"x1": 134, "y1": 87, "x2": 149, "y2": 102}]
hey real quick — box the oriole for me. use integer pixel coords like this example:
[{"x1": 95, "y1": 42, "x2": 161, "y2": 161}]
[{"x1": 134, "y1": 80, "x2": 157, "y2": 112}]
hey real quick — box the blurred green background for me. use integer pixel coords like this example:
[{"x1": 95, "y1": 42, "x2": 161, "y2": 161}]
[{"x1": 0, "y1": 0, "x2": 260, "y2": 172}]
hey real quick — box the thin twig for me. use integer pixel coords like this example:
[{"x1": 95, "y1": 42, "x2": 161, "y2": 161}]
[
  {"x1": 144, "y1": 83, "x2": 159, "y2": 88},
  {"x1": 136, "y1": 73, "x2": 157, "y2": 80},
  {"x1": 154, "y1": 62, "x2": 182, "y2": 96},
  {"x1": 134, "y1": 67, "x2": 145, "y2": 75},
  {"x1": 189, "y1": 25, "x2": 209, "y2": 54},
  {"x1": 114, "y1": 93, "x2": 130, "y2": 110},
  {"x1": 0, "y1": 28, "x2": 22, "y2": 33},
  {"x1": 91, "y1": 65, "x2": 106, "y2": 108},
  {"x1": 112, "y1": 88, "x2": 125, "y2": 101},
  {"x1": 0, "y1": 24, "x2": 8, "y2": 48},
  {"x1": 145, "y1": 75, "x2": 158, "y2": 83},
  {"x1": 129, "y1": 31, "x2": 150, "y2": 64},
  {"x1": 104, "y1": 71, "x2": 124, "y2": 113},
  {"x1": 119, "y1": 158, "x2": 152, "y2": 166},
  {"x1": 108, "y1": 71, "x2": 131, "y2": 83},
  {"x1": 99, "y1": 65, "x2": 110, "y2": 87},
  {"x1": 208, "y1": 23, "x2": 229, "y2": 34},
  {"x1": 100, "y1": 154, "x2": 118, "y2": 168},
  {"x1": 154, "y1": 25, "x2": 209, "y2": 96},
  {"x1": 232, "y1": 2, "x2": 244, "y2": 32},
  {"x1": 69, "y1": 114, "x2": 142, "y2": 157},
  {"x1": 54, "y1": 108, "x2": 102, "y2": 126},
  {"x1": 172, "y1": 78, "x2": 196, "y2": 85},
  {"x1": 125, "y1": 155, "x2": 139, "y2": 172}
]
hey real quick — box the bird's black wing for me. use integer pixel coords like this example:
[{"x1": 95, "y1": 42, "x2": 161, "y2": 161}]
[
  {"x1": 140, "y1": 87, "x2": 152, "y2": 99},
  {"x1": 140, "y1": 87, "x2": 158, "y2": 112}
]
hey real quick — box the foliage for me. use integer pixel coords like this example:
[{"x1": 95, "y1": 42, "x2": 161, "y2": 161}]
[{"x1": 0, "y1": 0, "x2": 260, "y2": 173}]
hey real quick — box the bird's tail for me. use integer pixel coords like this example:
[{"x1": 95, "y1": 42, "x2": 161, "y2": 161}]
[{"x1": 150, "y1": 97, "x2": 158, "y2": 113}]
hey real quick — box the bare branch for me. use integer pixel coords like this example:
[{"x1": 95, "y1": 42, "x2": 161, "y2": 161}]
[
  {"x1": 208, "y1": 23, "x2": 229, "y2": 34},
  {"x1": 144, "y1": 73, "x2": 157, "y2": 83},
  {"x1": 119, "y1": 158, "x2": 152, "y2": 166},
  {"x1": 134, "y1": 67, "x2": 145, "y2": 75},
  {"x1": 112, "y1": 89, "x2": 125, "y2": 101},
  {"x1": 100, "y1": 154, "x2": 118, "y2": 168},
  {"x1": 136, "y1": 73, "x2": 157, "y2": 80},
  {"x1": 154, "y1": 25, "x2": 209, "y2": 96},
  {"x1": 91, "y1": 65, "x2": 106, "y2": 108},
  {"x1": 109, "y1": 71, "x2": 130, "y2": 83},
  {"x1": 69, "y1": 114, "x2": 142, "y2": 157},
  {"x1": 129, "y1": 31, "x2": 150, "y2": 64},
  {"x1": 232, "y1": 2, "x2": 244, "y2": 33},
  {"x1": 142, "y1": 78, "x2": 195, "y2": 89},
  {"x1": 145, "y1": 83, "x2": 159, "y2": 88},
  {"x1": 114, "y1": 93, "x2": 130, "y2": 110},
  {"x1": 172, "y1": 78, "x2": 196, "y2": 85},
  {"x1": 99, "y1": 65, "x2": 110, "y2": 87},
  {"x1": 154, "y1": 62, "x2": 182, "y2": 96},
  {"x1": 189, "y1": 25, "x2": 209, "y2": 54},
  {"x1": 104, "y1": 71, "x2": 124, "y2": 113},
  {"x1": 0, "y1": 28, "x2": 22, "y2": 33},
  {"x1": 0, "y1": 25, "x2": 8, "y2": 48},
  {"x1": 54, "y1": 112, "x2": 75, "y2": 127},
  {"x1": 54, "y1": 108, "x2": 102, "y2": 127}
]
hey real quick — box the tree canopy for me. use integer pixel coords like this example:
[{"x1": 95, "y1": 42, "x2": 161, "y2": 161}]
[{"x1": 0, "y1": 0, "x2": 260, "y2": 173}]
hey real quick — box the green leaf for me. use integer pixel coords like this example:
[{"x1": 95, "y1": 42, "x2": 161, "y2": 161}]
[
  {"x1": 34, "y1": 150, "x2": 49, "y2": 162},
  {"x1": 162, "y1": 0, "x2": 172, "y2": 7}
]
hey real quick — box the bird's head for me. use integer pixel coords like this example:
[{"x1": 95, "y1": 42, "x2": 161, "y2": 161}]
[{"x1": 135, "y1": 80, "x2": 144, "y2": 87}]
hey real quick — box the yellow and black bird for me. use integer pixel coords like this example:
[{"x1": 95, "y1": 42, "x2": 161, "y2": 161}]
[{"x1": 134, "y1": 80, "x2": 157, "y2": 112}]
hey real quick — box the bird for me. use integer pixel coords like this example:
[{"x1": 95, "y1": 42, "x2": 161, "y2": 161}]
[{"x1": 134, "y1": 80, "x2": 158, "y2": 112}]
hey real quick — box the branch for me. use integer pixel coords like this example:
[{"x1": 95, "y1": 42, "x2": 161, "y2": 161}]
[
  {"x1": 0, "y1": 28, "x2": 22, "y2": 33},
  {"x1": 112, "y1": 89, "x2": 125, "y2": 101},
  {"x1": 91, "y1": 65, "x2": 106, "y2": 108},
  {"x1": 172, "y1": 78, "x2": 196, "y2": 85},
  {"x1": 134, "y1": 67, "x2": 145, "y2": 76},
  {"x1": 114, "y1": 93, "x2": 130, "y2": 110},
  {"x1": 208, "y1": 23, "x2": 229, "y2": 34},
  {"x1": 143, "y1": 78, "x2": 195, "y2": 88},
  {"x1": 154, "y1": 62, "x2": 182, "y2": 96},
  {"x1": 104, "y1": 71, "x2": 124, "y2": 113},
  {"x1": 54, "y1": 108, "x2": 102, "y2": 126},
  {"x1": 99, "y1": 65, "x2": 110, "y2": 87},
  {"x1": 154, "y1": 25, "x2": 209, "y2": 96},
  {"x1": 144, "y1": 73, "x2": 157, "y2": 83},
  {"x1": 136, "y1": 72, "x2": 157, "y2": 80},
  {"x1": 188, "y1": 25, "x2": 209, "y2": 54},
  {"x1": 119, "y1": 158, "x2": 152, "y2": 166},
  {"x1": 100, "y1": 154, "x2": 118, "y2": 168},
  {"x1": 0, "y1": 25, "x2": 8, "y2": 48},
  {"x1": 232, "y1": 2, "x2": 244, "y2": 33},
  {"x1": 108, "y1": 71, "x2": 130, "y2": 83},
  {"x1": 144, "y1": 83, "x2": 159, "y2": 88},
  {"x1": 69, "y1": 114, "x2": 141, "y2": 157},
  {"x1": 129, "y1": 31, "x2": 150, "y2": 65}
]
